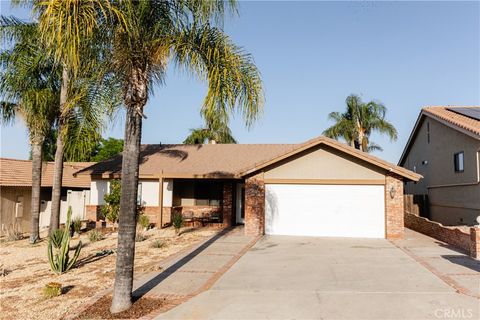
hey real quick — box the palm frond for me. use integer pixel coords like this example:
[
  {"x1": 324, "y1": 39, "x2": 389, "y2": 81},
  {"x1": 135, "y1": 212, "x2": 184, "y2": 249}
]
[{"x1": 171, "y1": 23, "x2": 263, "y2": 128}]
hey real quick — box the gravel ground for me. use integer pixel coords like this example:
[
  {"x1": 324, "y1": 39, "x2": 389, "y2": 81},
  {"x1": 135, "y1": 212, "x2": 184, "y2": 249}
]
[{"x1": 0, "y1": 226, "x2": 218, "y2": 320}]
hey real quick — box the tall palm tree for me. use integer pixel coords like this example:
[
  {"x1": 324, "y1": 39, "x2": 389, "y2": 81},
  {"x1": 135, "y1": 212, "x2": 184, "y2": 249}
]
[
  {"x1": 33, "y1": 0, "x2": 118, "y2": 232},
  {"x1": 99, "y1": 0, "x2": 263, "y2": 313},
  {"x1": 184, "y1": 111, "x2": 237, "y2": 144},
  {"x1": 323, "y1": 94, "x2": 397, "y2": 152},
  {"x1": 0, "y1": 17, "x2": 60, "y2": 243}
]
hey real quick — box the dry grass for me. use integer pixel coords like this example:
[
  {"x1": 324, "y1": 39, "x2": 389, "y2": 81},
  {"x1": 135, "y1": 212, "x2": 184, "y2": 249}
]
[{"x1": 0, "y1": 226, "x2": 218, "y2": 320}]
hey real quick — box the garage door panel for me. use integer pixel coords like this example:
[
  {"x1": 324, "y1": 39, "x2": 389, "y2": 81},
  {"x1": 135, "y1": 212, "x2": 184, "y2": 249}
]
[{"x1": 265, "y1": 184, "x2": 385, "y2": 238}]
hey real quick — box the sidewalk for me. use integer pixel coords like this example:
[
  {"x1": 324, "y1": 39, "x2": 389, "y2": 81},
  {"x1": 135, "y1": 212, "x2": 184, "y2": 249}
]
[
  {"x1": 392, "y1": 228, "x2": 480, "y2": 299},
  {"x1": 131, "y1": 226, "x2": 258, "y2": 300}
]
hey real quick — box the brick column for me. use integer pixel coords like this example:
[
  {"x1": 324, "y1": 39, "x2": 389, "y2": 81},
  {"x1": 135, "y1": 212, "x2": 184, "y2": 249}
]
[
  {"x1": 85, "y1": 205, "x2": 101, "y2": 221},
  {"x1": 222, "y1": 182, "x2": 233, "y2": 227},
  {"x1": 470, "y1": 227, "x2": 480, "y2": 259},
  {"x1": 385, "y1": 174, "x2": 404, "y2": 239},
  {"x1": 245, "y1": 173, "x2": 265, "y2": 236}
]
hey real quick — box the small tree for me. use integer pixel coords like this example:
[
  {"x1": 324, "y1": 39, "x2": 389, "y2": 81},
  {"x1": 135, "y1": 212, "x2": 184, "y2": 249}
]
[
  {"x1": 102, "y1": 180, "x2": 121, "y2": 226},
  {"x1": 172, "y1": 213, "x2": 183, "y2": 236}
]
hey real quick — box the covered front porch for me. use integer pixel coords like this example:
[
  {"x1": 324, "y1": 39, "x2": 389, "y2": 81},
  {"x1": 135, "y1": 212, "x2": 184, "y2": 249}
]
[{"x1": 159, "y1": 179, "x2": 245, "y2": 228}]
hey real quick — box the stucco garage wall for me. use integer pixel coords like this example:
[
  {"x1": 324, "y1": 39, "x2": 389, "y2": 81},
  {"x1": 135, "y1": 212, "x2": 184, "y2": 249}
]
[{"x1": 264, "y1": 145, "x2": 385, "y2": 182}]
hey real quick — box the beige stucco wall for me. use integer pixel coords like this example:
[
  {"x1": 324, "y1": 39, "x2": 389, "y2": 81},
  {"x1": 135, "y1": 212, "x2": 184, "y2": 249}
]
[
  {"x1": 401, "y1": 117, "x2": 480, "y2": 225},
  {"x1": 264, "y1": 145, "x2": 386, "y2": 181}
]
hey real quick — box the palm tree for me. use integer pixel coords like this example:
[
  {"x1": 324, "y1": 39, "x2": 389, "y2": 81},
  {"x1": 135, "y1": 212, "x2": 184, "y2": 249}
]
[
  {"x1": 98, "y1": 0, "x2": 263, "y2": 313},
  {"x1": 0, "y1": 17, "x2": 60, "y2": 243},
  {"x1": 323, "y1": 94, "x2": 397, "y2": 152},
  {"x1": 33, "y1": 0, "x2": 118, "y2": 232},
  {"x1": 184, "y1": 112, "x2": 237, "y2": 144}
]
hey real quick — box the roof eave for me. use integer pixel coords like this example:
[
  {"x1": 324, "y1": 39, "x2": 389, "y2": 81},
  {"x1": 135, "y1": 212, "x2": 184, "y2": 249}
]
[
  {"x1": 399, "y1": 110, "x2": 480, "y2": 166},
  {"x1": 239, "y1": 137, "x2": 422, "y2": 182}
]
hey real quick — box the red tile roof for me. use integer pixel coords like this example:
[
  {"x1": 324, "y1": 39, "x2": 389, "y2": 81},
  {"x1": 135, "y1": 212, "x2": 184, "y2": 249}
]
[
  {"x1": 0, "y1": 158, "x2": 93, "y2": 188},
  {"x1": 423, "y1": 106, "x2": 480, "y2": 136}
]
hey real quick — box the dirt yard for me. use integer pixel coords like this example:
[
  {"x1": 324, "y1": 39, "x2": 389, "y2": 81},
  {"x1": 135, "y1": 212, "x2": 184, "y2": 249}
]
[{"x1": 0, "y1": 226, "x2": 219, "y2": 320}]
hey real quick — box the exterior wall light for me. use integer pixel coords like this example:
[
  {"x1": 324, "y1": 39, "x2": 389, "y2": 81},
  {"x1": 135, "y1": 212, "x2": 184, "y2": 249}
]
[{"x1": 389, "y1": 185, "x2": 396, "y2": 199}]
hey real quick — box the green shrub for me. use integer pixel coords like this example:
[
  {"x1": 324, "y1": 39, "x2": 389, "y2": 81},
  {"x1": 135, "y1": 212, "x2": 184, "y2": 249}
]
[
  {"x1": 150, "y1": 239, "x2": 165, "y2": 249},
  {"x1": 47, "y1": 207, "x2": 82, "y2": 275},
  {"x1": 135, "y1": 232, "x2": 147, "y2": 242},
  {"x1": 88, "y1": 229, "x2": 104, "y2": 243},
  {"x1": 172, "y1": 213, "x2": 183, "y2": 235},
  {"x1": 102, "y1": 179, "x2": 121, "y2": 224},
  {"x1": 138, "y1": 214, "x2": 150, "y2": 230},
  {"x1": 72, "y1": 218, "x2": 82, "y2": 234},
  {"x1": 43, "y1": 282, "x2": 62, "y2": 298}
]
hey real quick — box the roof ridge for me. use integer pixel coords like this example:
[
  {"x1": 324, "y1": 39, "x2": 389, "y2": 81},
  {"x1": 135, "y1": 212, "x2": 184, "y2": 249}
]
[{"x1": 423, "y1": 105, "x2": 480, "y2": 109}]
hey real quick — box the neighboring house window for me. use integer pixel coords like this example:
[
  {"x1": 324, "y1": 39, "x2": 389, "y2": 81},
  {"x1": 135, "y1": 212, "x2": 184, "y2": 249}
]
[
  {"x1": 427, "y1": 121, "x2": 430, "y2": 144},
  {"x1": 454, "y1": 152, "x2": 464, "y2": 172},
  {"x1": 15, "y1": 196, "x2": 24, "y2": 218}
]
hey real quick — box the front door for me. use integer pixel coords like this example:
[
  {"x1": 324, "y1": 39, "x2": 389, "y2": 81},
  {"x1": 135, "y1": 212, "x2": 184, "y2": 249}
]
[{"x1": 236, "y1": 183, "x2": 245, "y2": 224}]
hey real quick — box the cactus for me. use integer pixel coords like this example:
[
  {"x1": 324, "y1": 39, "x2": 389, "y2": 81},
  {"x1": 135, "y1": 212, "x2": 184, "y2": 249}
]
[{"x1": 47, "y1": 207, "x2": 82, "y2": 274}]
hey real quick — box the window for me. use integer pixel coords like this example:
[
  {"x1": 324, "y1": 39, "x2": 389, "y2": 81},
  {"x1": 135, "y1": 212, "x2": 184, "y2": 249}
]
[
  {"x1": 194, "y1": 181, "x2": 223, "y2": 206},
  {"x1": 15, "y1": 196, "x2": 24, "y2": 218},
  {"x1": 137, "y1": 183, "x2": 143, "y2": 205},
  {"x1": 454, "y1": 152, "x2": 464, "y2": 172}
]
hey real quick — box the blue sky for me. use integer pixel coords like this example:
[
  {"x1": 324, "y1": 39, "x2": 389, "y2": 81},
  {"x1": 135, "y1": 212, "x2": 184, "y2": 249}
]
[{"x1": 1, "y1": 1, "x2": 479, "y2": 163}]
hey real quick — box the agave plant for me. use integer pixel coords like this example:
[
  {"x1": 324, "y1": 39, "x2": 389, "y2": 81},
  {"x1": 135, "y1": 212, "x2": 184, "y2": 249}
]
[{"x1": 47, "y1": 207, "x2": 82, "y2": 274}]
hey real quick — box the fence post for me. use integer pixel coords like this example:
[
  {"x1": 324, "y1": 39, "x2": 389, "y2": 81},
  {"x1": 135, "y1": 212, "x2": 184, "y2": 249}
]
[{"x1": 470, "y1": 227, "x2": 480, "y2": 260}]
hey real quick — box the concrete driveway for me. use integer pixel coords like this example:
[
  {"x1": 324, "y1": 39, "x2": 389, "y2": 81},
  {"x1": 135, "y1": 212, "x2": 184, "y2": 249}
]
[{"x1": 158, "y1": 235, "x2": 479, "y2": 319}]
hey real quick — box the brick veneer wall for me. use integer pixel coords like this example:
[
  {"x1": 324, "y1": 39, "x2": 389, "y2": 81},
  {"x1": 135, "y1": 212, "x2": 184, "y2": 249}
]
[
  {"x1": 405, "y1": 211, "x2": 480, "y2": 259},
  {"x1": 141, "y1": 206, "x2": 161, "y2": 226},
  {"x1": 385, "y1": 174, "x2": 404, "y2": 239},
  {"x1": 222, "y1": 182, "x2": 233, "y2": 227},
  {"x1": 470, "y1": 228, "x2": 480, "y2": 259},
  {"x1": 245, "y1": 173, "x2": 265, "y2": 235},
  {"x1": 85, "y1": 205, "x2": 102, "y2": 221}
]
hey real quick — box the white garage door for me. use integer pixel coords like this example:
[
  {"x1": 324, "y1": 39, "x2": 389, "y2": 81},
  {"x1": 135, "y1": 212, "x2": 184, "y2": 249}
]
[{"x1": 265, "y1": 184, "x2": 385, "y2": 238}]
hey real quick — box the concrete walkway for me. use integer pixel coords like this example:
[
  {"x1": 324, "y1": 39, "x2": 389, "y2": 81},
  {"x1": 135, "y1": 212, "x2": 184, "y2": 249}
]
[
  {"x1": 132, "y1": 227, "x2": 257, "y2": 300},
  {"x1": 392, "y1": 228, "x2": 480, "y2": 299},
  {"x1": 157, "y1": 232, "x2": 479, "y2": 319}
]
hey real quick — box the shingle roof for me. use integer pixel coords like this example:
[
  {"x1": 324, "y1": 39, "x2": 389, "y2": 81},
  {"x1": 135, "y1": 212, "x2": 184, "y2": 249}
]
[
  {"x1": 423, "y1": 106, "x2": 480, "y2": 136},
  {"x1": 77, "y1": 135, "x2": 421, "y2": 181},
  {"x1": 0, "y1": 158, "x2": 93, "y2": 187},
  {"x1": 76, "y1": 144, "x2": 297, "y2": 178}
]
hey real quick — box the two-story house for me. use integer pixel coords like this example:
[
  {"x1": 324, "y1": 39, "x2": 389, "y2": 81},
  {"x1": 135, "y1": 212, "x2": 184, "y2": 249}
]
[{"x1": 399, "y1": 106, "x2": 480, "y2": 225}]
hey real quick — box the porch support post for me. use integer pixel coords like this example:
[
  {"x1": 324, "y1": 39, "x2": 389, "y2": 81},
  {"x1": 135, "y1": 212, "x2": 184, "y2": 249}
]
[
  {"x1": 245, "y1": 172, "x2": 265, "y2": 236},
  {"x1": 222, "y1": 182, "x2": 233, "y2": 227},
  {"x1": 158, "y1": 175, "x2": 163, "y2": 229}
]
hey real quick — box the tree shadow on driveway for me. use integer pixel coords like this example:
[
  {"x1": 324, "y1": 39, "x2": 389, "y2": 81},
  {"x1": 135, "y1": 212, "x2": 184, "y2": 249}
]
[{"x1": 132, "y1": 228, "x2": 232, "y2": 299}]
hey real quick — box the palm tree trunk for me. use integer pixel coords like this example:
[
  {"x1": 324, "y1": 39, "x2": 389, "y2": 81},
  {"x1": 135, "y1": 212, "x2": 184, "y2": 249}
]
[
  {"x1": 29, "y1": 139, "x2": 43, "y2": 244},
  {"x1": 111, "y1": 69, "x2": 146, "y2": 314},
  {"x1": 358, "y1": 129, "x2": 365, "y2": 152},
  {"x1": 49, "y1": 66, "x2": 69, "y2": 233}
]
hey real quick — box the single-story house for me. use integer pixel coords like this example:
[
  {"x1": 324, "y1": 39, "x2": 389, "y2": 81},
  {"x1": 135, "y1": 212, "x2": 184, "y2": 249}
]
[
  {"x1": 77, "y1": 136, "x2": 420, "y2": 239},
  {"x1": 0, "y1": 158, "x2": 94, "y2": 234},
  {"x1": 399, "y1": 106, "x2": 480, "y2": 226}
]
